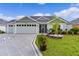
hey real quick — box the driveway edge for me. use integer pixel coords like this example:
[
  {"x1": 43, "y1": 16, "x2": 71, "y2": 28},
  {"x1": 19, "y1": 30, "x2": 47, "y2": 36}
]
[{"x1": 32, "y1": 35, "x2": 42, "y2": 56}]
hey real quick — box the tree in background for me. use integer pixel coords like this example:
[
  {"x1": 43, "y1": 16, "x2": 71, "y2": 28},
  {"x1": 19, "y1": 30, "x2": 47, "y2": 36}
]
[{"x1": 68, "y1": 27, "x2": 79, "y2": 34}]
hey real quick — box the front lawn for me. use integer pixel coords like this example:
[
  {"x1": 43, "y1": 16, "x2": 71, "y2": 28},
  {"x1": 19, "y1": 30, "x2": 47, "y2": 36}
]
[{"x1": 36, "y1": 35, "x2": 79, "y2": 56}]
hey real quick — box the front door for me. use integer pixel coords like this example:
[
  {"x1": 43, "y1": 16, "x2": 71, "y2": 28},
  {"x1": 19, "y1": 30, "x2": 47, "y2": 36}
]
[{"x1": 39, "y1": 24, "x2": 47, "y2": 33}]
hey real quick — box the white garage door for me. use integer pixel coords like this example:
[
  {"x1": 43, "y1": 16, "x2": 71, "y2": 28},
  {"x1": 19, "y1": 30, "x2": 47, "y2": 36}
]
[
  {"x1": 7, "y1": 25, "x2": 15, "y2": 33},
  {"x1": 16, "y1": 24, "x2": 38, "y2": 33}
]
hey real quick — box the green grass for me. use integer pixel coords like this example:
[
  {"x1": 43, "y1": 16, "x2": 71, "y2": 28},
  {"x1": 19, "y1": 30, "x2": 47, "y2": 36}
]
[{"x1": 36, "y1": 35, "x2": 79, "y2": 56}]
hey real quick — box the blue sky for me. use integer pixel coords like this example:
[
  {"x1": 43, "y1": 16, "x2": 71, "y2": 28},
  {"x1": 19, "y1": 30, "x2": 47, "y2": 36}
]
[
  {"x1": 0, "y1": 3, "x2": 79, "y2": 21},
  {"x1": 0, "y1": 3, "x2": 70, "y2": 16}
]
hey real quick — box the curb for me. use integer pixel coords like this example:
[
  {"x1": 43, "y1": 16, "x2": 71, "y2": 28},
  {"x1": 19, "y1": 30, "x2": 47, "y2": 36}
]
[{"x1": 32, "y1": 35, "x2": 42, "y2": 56}]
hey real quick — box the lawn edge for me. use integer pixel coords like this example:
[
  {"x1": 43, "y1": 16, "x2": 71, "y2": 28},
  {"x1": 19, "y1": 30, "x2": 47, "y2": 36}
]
[{"x1": 32, "y1": 35, "x2": 43, "y2": 56}]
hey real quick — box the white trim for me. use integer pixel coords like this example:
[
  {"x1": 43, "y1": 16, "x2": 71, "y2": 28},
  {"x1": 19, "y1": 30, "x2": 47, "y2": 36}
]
[
  {"x1": 27, "y1": 16, "x2": 38, "y2": 22},
  {"x1": 36, "y1": 16, "x2": 42, "y2": 20},
  {"x1": 6, "y1": 24, "x2": 8, "y2": 33},
  {"x1": 47, "y1": 17, "x2": 68, "y2": 24},
  {"x1": 47, "y1": 17, "x2": 56, "y2": 23},
  {"x1": 7, "y1": 16, "x2": 70, "y2": 24},
  {"x1": 14, "y1": 24, "x2": 16, "y2": 33},
  {"x1": 36, "y1": 16, "x2": 49, "y2": 21},
  {"x1": 43, "y1": 16, "x2": 51, "y2": 20},
  {"x1": 32, "y1": 35, "x2": 42, "y2": 56}
]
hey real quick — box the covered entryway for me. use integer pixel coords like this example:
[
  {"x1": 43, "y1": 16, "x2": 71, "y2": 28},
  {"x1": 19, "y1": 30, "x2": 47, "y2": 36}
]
[{"x1": 39, "y1": 24, "x2": 47, "y2": 33}]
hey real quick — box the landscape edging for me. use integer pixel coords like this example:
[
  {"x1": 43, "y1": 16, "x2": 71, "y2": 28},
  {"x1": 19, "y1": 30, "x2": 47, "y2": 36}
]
[{"x1": 32, "y1": 35, "x2": 42, "y2": 56}]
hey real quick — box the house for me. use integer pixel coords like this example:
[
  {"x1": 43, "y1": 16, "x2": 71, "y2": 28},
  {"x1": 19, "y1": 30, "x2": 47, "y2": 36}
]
[
  {"x1": 71, "y1": 18, "x2": 79, "y2": 28},
  {"x1": 0, "y1": 19, "x2": 7, "y2": 32},
  {"x1": 6, "y1": 16, "x2": 72, "y2": 34}
]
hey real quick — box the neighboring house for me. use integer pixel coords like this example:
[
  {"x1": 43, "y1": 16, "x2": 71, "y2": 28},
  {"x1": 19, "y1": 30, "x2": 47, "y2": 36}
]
[
  {"x1": 71, "y1": 18, "x2": 79, "y2": 28},
  {"x1": 0, "y1": 19, "x2": 7, "y2": 32},
  {"x1": 6, "y1": 16, "x2": 72, "y2": 34}
]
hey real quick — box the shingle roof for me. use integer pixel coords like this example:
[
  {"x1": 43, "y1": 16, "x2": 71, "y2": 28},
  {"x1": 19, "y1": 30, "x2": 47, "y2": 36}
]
[
  {"x1": 71, "y1": 18, "x2": 79, "y2": 24},
  {"x1": 58, "y1": 17, "x2": 71, "y2": 24},
  {"x1": 43, "y1": 16, "x2": 53, "y2": 20},
  {"x1": 35, "y1": 16, "x2": 52, "y2": 22},
  {"x1": 16, "y1": 16, "x2": 36, "y2": 22},
  {"x1": 30, "y1": 16, "x2": 40, "y2": 20},
  {"x1": 7, "y1": 16, "x2": 70, "y2": 24},
  {"x1": 0, "y1": 19, "x2": 8, "y2": 25},
  {"x1": 30, "y1": 16, "x2": 53, "y2": 21},
  {"x1": 7, "y1": 19, "x2": 16, "y2": 24},
  {"x1": 8, "y1": 19, "x2": 16, "y2": 22}
]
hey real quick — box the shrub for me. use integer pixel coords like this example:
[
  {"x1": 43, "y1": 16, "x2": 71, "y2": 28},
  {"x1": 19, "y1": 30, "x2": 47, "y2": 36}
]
[
  {"x1": 61, "y1": 31, "x2": 67, "y2": 34},
  {"x1": 68, "y1": 31, "x2": 72, "y2": 34},
  {"x1": 37, "y1": 35, "x2": 47, "y2": 51},
  {"x1": 58, "y1": 28, "x2": 62, "y2": 34},
  {"x1": 0, "y1": 30, "x2": 5, "y2": 34},
  {"x1": 48, "y1": 28, "x2": 55, "y2": 34},
  {"x1": 68, "y1": 27, "x2": 79, "y2": 34}
]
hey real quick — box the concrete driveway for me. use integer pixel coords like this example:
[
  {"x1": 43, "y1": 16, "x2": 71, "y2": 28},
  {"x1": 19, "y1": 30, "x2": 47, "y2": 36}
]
[{"x1": 0, "y1": 34, "x2": 37, "y2": 56}]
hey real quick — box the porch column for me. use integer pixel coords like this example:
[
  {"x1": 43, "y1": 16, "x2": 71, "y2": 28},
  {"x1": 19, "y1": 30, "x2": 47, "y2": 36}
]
[
  {"x1": 14, "y1": 24, "x2": 16, "y2": 33},
  {"x1": 6, "y1": 24, "x2": 8, "y2": 33}
]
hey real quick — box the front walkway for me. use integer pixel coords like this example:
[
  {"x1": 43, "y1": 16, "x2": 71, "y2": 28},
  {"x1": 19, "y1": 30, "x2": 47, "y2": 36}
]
[{"x1": 0, "y1": 34, "x2": 37, "y2": 56}]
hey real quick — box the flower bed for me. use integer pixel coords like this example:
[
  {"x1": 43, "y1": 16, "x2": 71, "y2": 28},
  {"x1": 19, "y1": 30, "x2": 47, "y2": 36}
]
[{"x1": 48, "y1": 34, "x2": 64, "y2": 39}]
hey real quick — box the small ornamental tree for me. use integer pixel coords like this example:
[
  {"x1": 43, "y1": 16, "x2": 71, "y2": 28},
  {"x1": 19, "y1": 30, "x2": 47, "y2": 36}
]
[
  {"x1": 53, "y1": 23, "x2": 60, "y2": 34},
  {"x1": 58, "y1": 25, "x2": 63, "y2": 34},
  {"x1": 38, "y1": 35, "x2": 47, "y2": 51}
]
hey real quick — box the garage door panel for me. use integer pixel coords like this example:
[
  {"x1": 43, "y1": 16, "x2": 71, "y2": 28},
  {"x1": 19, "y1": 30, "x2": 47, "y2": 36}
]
[
  {"x1": 16, "y1": 26, "x2": 38, "y2": 33},
  {"x1": 8, "y1": 27, "x2": 15, "y2": 33}
]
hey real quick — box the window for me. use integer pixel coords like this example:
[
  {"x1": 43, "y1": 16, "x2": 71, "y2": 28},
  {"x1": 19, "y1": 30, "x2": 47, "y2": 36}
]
[
  {"x1": 24, "y1": 24, "x2": 26, "y2": 26},
  {"x1": 21, "y1": 24, "x2": 26, "y2": 26},
  {"x1": 17, "y1": 24, "x2": 21, "y2": 26},
  {"x1": 22, "y1": 25, "x2": 24, "y2": 26},
  {"x1": 27, "y1": 24, "x2": 31, "y2": 26},
  {"x1": 19, "y1": 25, "x2": 21, "y2": 26},
  {"x1": 32, "y1": 24, "x2": 36, "y2": 26},
  {"x1": 9, "y1": 25, "x2": 13, "y2": 27},
  {"x1": 32, "y1": 25, "x2": 34, "y2": 26},
  {"x1": 29, "y1": 24, "x2": 31, "y2": 26},
  {"x1": 17, "y1": 25, "x2": 19, "y2": 26},
  {"x1": 27, "y1": 24, "x2": 29, "y2": 26},
  {"x1": 34, "y1": 24, "x2": 36, "y2": 26}
]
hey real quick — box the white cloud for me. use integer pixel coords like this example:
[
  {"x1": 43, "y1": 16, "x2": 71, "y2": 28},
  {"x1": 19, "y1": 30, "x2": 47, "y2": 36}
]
[
  {"x1": 38, "y1": 3, "x2": 46, "y2": 5},
  {"x1": 16, "y1": 15, "x2": 25, "y2": 19},
  {"x1": 70, "y1": 3, "x2": 79, "y2": 7},
  {"x1": 0, "y1": 14, "x2": 15, "y2": 21},
  {"x1": 33, "y1": 13, "x2": 51, "y2": 16},
  {"x1": 54, "y1": 7, "x2": 79, "y2": 21},
  {"x1": 0, "y1": 14, "x2": 25, "y2": 21}
]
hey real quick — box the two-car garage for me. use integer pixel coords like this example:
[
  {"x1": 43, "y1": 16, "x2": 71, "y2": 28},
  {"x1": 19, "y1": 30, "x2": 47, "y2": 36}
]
[
  {"x1": 7, "y1": 23, "x2": 39, "y2": 34},
  {"x1": 7, "y1": 16, "x2": 39, "y2": 34}
]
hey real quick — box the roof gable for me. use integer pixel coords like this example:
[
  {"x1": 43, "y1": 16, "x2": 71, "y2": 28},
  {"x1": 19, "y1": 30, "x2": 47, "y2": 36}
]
[
  {"x1": 16, "y1": 16, "x2": 36, "y2": 22},
  {"x1": 7, "y1": 16, "x2": 70, "y2": 24},
  {"x1": 48, "y1": 16, "x2": 70, "y2": 24},
  {"x1": 50, "y1": 19, "x2": 66, "y2": 23},
  {"x1": 36, "y1": 16, "x2": 51, "y2": 22},
  {"x1": 0, "y1": 19, "x2": 8, "y2": 25},
  {"x1": 30, "y1": 16, "x2": 41, "y2": 20}
]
